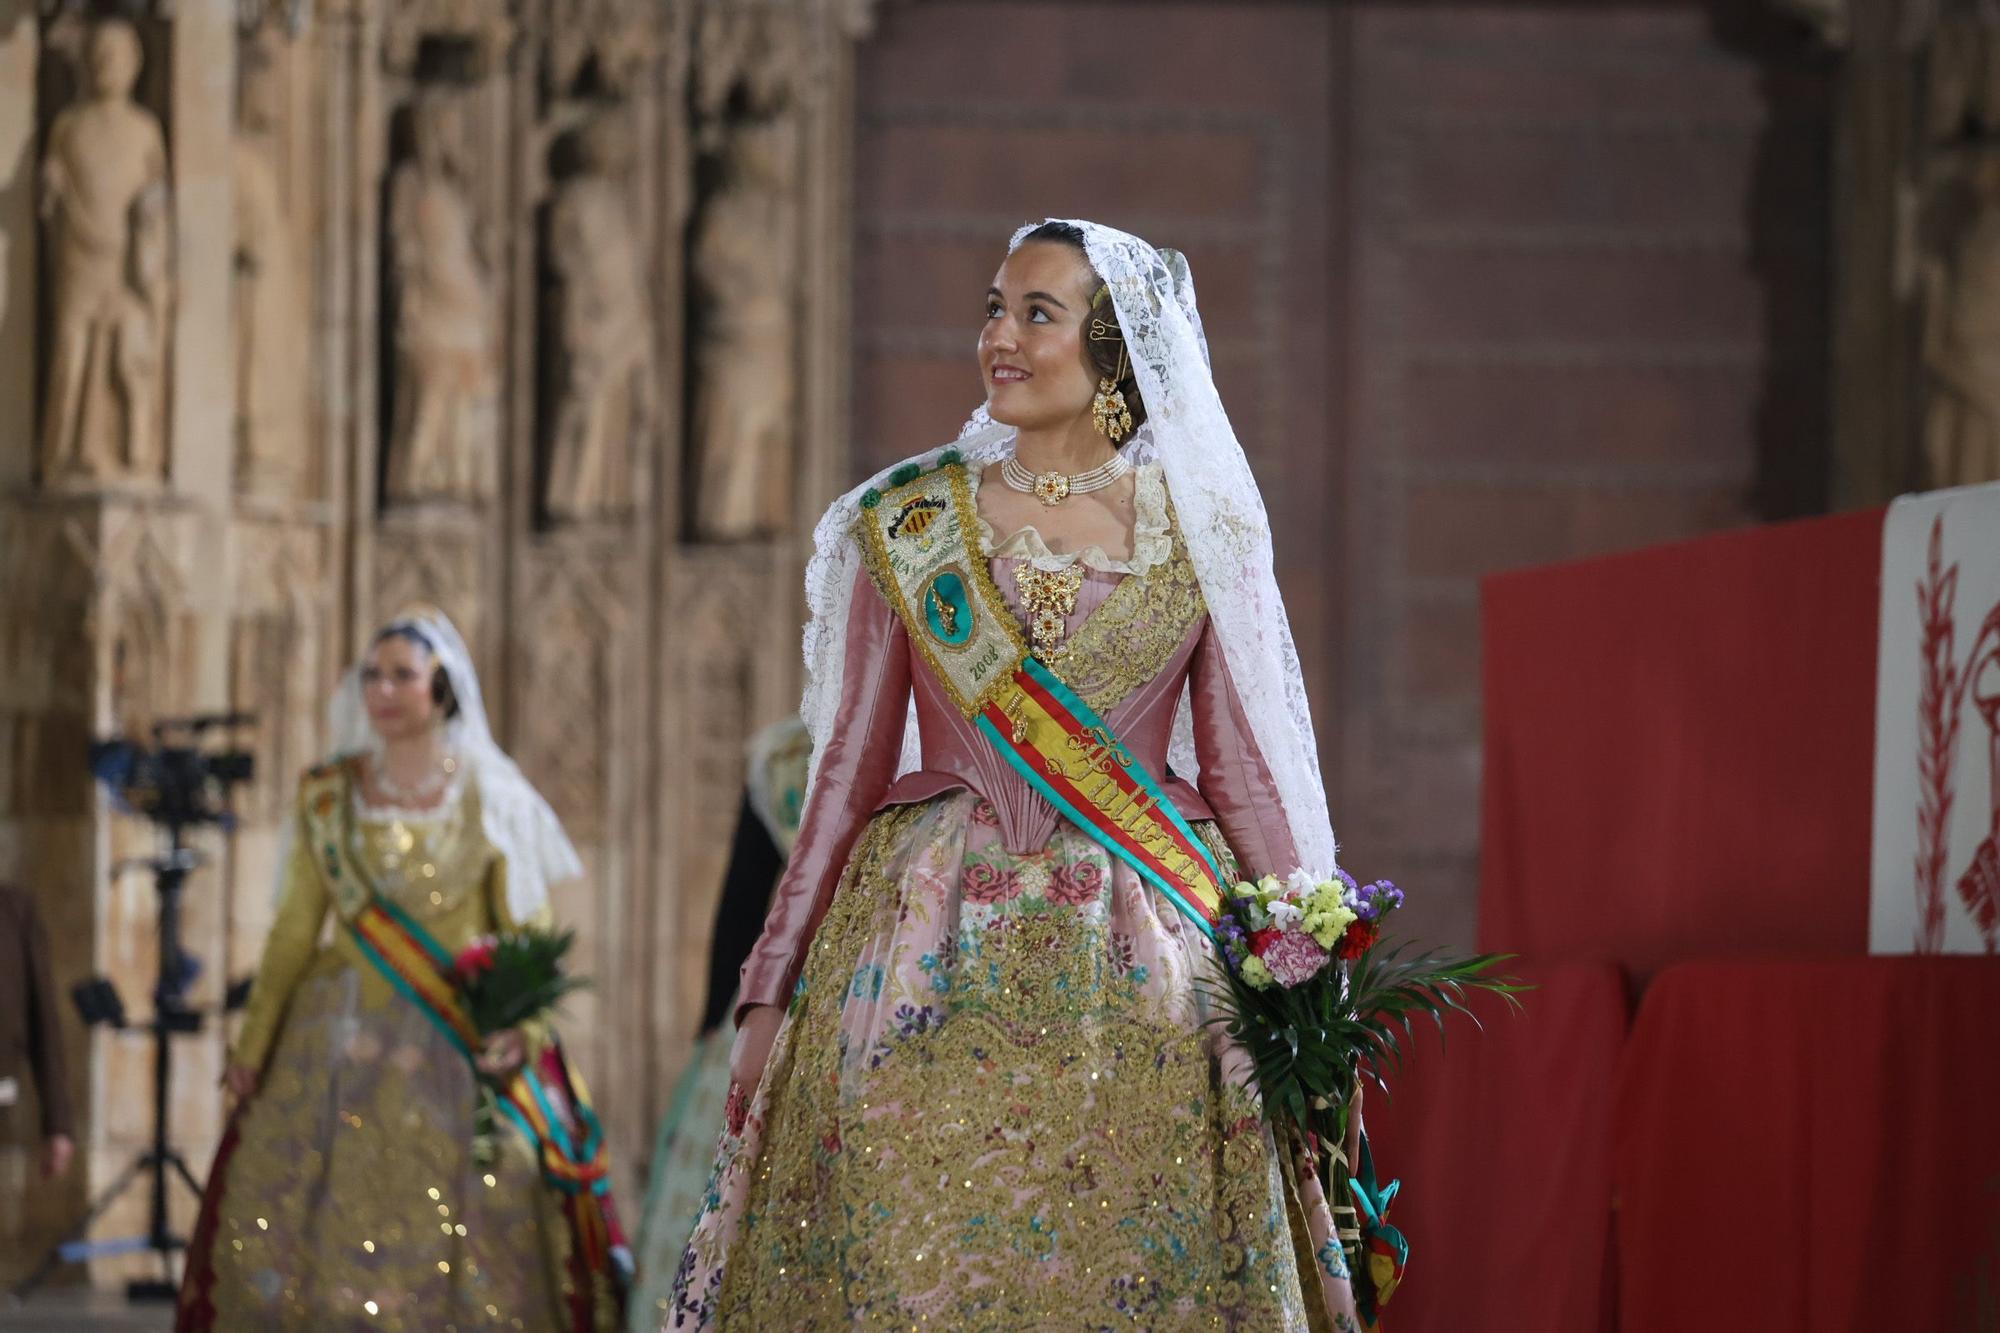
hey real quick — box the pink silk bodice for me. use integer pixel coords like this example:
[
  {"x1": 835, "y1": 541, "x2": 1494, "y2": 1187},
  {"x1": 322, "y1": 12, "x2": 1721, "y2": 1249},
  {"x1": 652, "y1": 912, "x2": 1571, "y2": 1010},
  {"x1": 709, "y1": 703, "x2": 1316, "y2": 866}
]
[{"x1": 736, "y1": 539, "x2": 1301, "y2": 1018}]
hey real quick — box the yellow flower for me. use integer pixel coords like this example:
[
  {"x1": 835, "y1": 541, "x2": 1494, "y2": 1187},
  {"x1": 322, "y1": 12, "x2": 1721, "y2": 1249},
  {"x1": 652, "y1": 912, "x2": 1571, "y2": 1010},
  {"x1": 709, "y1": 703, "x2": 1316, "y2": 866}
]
[
  {"x1": 1306, "y1": 903, "x2": 1358, "y2": 951},
  {"x1": 1239, "y1": 955, "x2": 1276, "y2": 989}
]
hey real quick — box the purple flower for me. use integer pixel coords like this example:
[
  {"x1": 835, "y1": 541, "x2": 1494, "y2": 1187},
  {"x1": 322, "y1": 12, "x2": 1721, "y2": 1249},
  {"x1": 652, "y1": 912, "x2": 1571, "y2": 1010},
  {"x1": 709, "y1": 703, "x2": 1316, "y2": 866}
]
[
  {"x1": 1352, "y1": 878, "x2": 1404, "y2": 923},
  {"x1": 1215, "y1": 917, "x2": 1251, "y2": 969}
]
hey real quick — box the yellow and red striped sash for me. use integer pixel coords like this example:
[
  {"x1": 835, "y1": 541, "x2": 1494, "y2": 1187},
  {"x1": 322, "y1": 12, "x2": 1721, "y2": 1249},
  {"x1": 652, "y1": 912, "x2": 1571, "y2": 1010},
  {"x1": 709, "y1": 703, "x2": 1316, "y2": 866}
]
[
  {"x1": 301, "y1": 763, "x2": 626, "y2": 1319},
  {"x1": 858, "y1": 458, "x2": 1225, "y2": 936}
]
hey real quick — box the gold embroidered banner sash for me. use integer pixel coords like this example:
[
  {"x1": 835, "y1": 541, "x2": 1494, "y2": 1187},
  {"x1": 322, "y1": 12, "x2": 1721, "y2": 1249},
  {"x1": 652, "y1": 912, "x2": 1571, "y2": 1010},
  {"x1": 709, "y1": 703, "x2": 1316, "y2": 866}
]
[{"x1": 857, "y1": 458, "x2": 1225, "y2": 936}]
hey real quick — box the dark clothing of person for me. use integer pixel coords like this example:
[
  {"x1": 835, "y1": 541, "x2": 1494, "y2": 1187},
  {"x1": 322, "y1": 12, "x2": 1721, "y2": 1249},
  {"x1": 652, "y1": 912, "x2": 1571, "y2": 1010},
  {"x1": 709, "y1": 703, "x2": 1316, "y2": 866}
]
[
  {"x1": 699, "y1": 793, "x2": 785, "y2": 1035},
  {"x1": 0, "y1": 883, "x2": 74, "y2": 1138}
]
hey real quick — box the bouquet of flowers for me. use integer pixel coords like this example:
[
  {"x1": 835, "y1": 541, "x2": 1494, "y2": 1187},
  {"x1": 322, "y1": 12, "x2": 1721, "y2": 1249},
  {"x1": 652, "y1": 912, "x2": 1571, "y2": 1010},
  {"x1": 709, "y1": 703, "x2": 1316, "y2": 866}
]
[
  {"x1": 454, "y1": 927, "x2": 588, "y2": 1035},
  {"x1": 1209, "y1": 868, "x2": 1523, "y2": 1314},
  {"x1": 452, "y1": 927, "x2": 589, "y2": 1161}
]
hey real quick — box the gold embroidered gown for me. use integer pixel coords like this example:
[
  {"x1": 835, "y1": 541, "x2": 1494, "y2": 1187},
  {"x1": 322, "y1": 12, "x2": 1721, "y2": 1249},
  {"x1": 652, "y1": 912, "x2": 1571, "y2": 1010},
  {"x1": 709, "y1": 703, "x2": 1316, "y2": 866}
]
[
  {"x1": 177, "y1": 761, "x2": 605, "y2": 1332},
  {"x1": 672, "y1": 466, "x2": 1357, "y2": 1331}
]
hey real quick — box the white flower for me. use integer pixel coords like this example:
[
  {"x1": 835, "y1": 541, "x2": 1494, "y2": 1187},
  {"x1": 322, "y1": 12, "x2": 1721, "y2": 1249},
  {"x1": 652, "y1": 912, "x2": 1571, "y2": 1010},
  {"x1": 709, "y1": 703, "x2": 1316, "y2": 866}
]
[
  {"x1": 1267, "y1": 900, "x2": 1305, "y2": 929},
  {"x1": 1286, "y1": 867, "x2": 1323, "y2": 900}
]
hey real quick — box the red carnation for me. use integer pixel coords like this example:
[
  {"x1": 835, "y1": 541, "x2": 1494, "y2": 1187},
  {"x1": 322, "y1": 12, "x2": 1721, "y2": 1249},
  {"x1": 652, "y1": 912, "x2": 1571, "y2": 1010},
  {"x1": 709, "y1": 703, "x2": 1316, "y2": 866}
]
[
  {"x1": 1336, "y1": 920, "x2": 1379, "y2": 962},
  {"x1": 454, "y1": 935, "x2": 499, "y2": 982}
]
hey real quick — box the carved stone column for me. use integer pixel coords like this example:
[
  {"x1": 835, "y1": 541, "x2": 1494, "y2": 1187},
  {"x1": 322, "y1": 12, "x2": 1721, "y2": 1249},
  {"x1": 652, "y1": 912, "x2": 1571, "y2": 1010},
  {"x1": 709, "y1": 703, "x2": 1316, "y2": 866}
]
[
  {"x1": 1806, "y1": 0, "x2": 2000, "y2": 499},
  {"x1": 0, "y1": 0, "x2": 876, "y2": 1277}
]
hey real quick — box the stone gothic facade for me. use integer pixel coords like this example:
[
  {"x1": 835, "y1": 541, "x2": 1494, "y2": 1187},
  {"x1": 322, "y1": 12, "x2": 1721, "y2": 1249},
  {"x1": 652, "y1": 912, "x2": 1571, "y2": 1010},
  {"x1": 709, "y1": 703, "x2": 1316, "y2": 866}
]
[{"x1": 0, "y1": 0, "x2": 873, "y2": 1284}]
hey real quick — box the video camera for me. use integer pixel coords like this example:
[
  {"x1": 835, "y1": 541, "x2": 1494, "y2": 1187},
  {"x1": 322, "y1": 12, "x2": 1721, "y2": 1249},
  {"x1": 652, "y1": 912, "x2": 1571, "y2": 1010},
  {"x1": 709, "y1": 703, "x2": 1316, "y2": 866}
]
[{"x1": 89, "y1": 712, "x2": 257, "y2": 831}]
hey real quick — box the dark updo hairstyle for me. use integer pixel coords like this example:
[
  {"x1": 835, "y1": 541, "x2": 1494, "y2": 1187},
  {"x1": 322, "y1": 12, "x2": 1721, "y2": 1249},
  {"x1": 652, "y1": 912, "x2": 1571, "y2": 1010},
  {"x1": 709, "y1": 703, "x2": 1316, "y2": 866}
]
[
  {"x1": 373, "y1": 624, "x2": 463, "y2": 719},
  {"x1": 1017, "y1": 221, "x2": 1147, "y2": 435}
]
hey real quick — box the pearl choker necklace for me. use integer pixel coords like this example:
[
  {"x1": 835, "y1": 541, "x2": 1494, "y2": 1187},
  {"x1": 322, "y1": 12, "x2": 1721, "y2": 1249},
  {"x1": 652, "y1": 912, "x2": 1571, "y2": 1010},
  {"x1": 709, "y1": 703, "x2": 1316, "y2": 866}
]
[
  {"x1": 1000, "y1": 452, "x2": 1133, "y2": 507},
  {"x1": 368, "y1": 750, "x2": 458, "y2": 807}
]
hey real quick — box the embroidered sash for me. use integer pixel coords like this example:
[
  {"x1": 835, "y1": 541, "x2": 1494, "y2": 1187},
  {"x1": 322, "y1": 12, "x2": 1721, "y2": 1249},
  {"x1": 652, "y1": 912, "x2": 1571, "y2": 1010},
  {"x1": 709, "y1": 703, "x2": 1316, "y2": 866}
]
[
  {"x1": 857, "y1": 459, "x2": 1225, "y2": 937},
  {"x1": 300, "y1": 764, "x2": 628, "y2": 1319}
]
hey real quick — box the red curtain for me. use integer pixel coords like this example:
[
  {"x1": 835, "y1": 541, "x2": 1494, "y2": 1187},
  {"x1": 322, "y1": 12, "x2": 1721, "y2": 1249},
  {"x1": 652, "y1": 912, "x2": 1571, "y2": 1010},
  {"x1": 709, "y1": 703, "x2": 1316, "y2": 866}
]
[
  {"x1": 1373, "y1": 508, "x2": 2000, "y2": 1329},
  {"x1": 1478, "y1": 509, "x2": 1883, "y2": 977},
  {"x1": 1614, "y1": 958, "x2": 2000, "y2": 1333},
  {"x1": 1367, "y1": 960, "x2": 1627, "y2": 1333}
]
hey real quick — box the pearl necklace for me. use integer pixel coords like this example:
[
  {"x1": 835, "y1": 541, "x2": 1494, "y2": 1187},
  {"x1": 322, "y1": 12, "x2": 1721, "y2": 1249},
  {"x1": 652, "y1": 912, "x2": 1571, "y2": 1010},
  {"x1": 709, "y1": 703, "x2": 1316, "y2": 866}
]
[
  {"x1": 1000, "y1": 452, "x2": 1133, "y2": 507},
  {"x1": 369, "y1": 750, "x2": 458, "y2": 808}
]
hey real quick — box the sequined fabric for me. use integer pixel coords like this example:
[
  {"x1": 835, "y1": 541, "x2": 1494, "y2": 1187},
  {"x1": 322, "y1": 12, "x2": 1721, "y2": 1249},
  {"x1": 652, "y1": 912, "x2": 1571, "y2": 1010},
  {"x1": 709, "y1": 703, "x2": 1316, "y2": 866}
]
[
  {"x1": 177, "y1": 774, "x2": 605, "y2": 1332},
  {"x1": 685, "y1": 490, "x2": 1360, "y2": 1330},
  {"x1": 673, "y1": 795, "x2": 1333, "y2": 1331}
]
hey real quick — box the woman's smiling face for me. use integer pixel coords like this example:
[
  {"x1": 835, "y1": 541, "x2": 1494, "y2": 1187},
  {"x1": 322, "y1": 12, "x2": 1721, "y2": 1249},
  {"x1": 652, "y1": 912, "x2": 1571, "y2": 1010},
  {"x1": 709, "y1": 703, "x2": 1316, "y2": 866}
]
[{"x1": 977, "y1": 240, "x2": 1101, "y2": 434}]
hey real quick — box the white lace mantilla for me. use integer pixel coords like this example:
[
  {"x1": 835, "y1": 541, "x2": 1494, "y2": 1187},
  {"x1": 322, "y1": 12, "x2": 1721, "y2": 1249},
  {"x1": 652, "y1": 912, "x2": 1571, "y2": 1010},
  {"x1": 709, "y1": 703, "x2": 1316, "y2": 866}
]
[{"x1": 973, "y1": 461, "x2": 1172, "y2": 576}]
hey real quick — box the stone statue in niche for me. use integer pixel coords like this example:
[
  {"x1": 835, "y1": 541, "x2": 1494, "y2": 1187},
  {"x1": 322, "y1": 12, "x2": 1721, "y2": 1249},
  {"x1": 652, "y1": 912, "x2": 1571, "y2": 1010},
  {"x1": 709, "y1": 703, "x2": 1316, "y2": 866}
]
[
  {"x1": 234, "y1": 29, "x2": 310, "y2": 498},
  {"x1": 1924, "y1": 154, "x2": 2000, "y2": 487},
  {"x1": 687, "y1": 9, "x2": 801, "y2": 542},
  {"x1": 38, "y1": 18, "x2": 171, "y2": 489},
  {"x1": 1927, "y1": 20, "x2": 2000, "y2": 142},
  {"x1": 384, "y1": 88, "x2": 498, "y2": 507},
  {"x1": 544, "y1": 114, "x2": 655, "y2": 524}
]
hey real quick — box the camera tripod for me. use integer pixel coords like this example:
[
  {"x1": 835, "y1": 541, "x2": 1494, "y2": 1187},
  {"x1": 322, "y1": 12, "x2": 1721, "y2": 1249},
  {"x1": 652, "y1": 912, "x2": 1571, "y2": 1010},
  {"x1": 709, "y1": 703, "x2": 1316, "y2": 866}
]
[{"x1": 10, "y1": 835, "x2": 210, "y2": 1304}]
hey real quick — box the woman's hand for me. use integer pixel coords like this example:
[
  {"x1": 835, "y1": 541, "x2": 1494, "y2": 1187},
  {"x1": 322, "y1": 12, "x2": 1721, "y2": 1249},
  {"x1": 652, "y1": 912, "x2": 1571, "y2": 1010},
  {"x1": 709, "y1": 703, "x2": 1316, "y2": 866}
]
[
  {"x1": 222, "y1": 1063, "x2": 260, "y2": 1103},
  {"x1": 728, "y1": 1004, "x2": 785, "y2": 1100},
  {"x1": 476, "y1": 1028, "x2": 528, "y2": 1080},
  {"x1": 40, "y1": 1133, "x2": 74, "y2": 1180}
]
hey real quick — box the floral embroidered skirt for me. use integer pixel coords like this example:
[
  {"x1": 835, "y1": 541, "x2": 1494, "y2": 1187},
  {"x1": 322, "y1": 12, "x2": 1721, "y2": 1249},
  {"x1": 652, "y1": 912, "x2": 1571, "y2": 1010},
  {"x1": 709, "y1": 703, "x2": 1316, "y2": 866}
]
[
  {"x1": 670, "y1": 791, "x2": 1353, "y2": 1331},
  {"x1": 176, "y1": 967, "x2": 599, "y2": 1332}
]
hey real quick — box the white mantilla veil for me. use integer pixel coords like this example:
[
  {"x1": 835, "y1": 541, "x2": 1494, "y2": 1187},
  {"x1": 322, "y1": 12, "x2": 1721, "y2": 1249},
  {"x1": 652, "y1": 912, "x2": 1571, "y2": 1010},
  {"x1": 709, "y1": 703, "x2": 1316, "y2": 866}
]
[
  {"x1": 799, "y1": 219, "x2": 1338, "y2": 877},
  {"x1": 308, "y1": 607, "x2": 584, "y2": 922}
]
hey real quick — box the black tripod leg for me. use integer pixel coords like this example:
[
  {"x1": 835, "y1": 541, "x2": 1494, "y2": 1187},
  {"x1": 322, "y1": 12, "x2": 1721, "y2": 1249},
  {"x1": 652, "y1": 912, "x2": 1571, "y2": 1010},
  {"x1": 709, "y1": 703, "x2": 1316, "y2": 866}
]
[
  {"x1": 8, "y1": 1151, "x2": 148, "y2": 1301},
  {"x1": 166, "y1": 1150, "x2": 203, "y2": 1199}
]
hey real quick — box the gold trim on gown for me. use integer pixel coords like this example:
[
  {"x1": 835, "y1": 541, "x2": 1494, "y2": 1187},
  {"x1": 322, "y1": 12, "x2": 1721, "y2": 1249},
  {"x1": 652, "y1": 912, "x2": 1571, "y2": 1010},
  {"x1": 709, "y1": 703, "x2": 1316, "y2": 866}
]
[{"x1": 177, "y1": 764, "x2": 605, "y2": 1333}]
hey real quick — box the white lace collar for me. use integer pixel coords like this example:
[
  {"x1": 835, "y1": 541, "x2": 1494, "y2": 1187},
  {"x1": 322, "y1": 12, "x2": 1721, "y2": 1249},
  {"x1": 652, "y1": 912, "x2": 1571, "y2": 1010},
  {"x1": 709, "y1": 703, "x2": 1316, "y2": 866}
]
[{"x1": 971, "y1": 460, "x2": 1171, "y2": 576}]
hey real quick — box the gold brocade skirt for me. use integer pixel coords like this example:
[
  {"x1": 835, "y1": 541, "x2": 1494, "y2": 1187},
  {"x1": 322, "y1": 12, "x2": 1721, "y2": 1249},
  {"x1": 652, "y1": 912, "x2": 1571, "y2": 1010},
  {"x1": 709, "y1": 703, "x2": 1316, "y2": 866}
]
[
  {"x1": 671, "y1": 793, "x2": 1348, "y2": 1331},
  {"x1": 176, "y1": 966, "x2": 598, "y2": 1333}
]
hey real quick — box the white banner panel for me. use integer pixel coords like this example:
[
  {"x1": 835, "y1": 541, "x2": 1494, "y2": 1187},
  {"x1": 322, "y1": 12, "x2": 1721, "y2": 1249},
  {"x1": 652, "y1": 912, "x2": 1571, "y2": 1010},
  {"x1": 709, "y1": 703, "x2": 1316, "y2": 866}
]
[{"x1": 1870, "y1": 481, "x2": 2000, "y2": 954}]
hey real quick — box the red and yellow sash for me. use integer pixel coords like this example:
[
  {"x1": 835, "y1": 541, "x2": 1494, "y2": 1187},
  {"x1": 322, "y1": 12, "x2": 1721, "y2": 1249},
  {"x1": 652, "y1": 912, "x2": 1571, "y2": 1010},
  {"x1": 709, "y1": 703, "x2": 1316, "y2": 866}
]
[
  {"x1": 858, "y1": 458, "x2": 1225, "y2": 937},
  {"x1": 301, "y1": 763, "x2": 627, "y2": 1323}
]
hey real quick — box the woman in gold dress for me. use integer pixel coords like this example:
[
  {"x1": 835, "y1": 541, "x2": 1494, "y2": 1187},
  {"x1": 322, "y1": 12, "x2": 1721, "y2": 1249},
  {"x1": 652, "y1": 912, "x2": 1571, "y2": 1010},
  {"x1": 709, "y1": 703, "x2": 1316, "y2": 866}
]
[{"x1": 177, "y1": 609, "x2": 623, "y2": 1332}]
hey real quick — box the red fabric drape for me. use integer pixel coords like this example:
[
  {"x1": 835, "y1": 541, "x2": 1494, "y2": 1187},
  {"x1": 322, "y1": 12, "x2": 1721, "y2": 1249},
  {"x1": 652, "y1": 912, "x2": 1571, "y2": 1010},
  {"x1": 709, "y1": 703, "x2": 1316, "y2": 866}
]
[
  {"x1": 1478, "y1": 509, "x2": 1884, "y2": 976},
  {"x1": 1614, "y1": 958, "x2": 2000, "y2": 1333},
  {"x1": 1367, "y1": 960, "x2": 1627, "y2": 1333}
]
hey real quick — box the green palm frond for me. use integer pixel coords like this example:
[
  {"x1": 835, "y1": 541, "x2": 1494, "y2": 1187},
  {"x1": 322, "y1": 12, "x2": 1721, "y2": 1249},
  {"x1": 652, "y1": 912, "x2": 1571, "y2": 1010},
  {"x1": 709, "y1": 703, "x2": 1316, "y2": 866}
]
[
  {"x1": 1204, "y1": 943, "x2": 1527, "y2": 1150},
  {"x1": 463, "y1": 927, "x2": 590, "y2": 1034}
]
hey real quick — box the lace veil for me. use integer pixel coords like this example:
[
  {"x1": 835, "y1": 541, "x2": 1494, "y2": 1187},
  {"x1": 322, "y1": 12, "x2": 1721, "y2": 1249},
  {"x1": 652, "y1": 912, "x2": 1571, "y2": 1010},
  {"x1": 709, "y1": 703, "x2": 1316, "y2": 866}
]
[
  {"x1": 799, "y1": 219, "x2": 1337, "y2": 877},
  {"x1": 300, "y1": 607, "x2": 584, "y2": 922}
]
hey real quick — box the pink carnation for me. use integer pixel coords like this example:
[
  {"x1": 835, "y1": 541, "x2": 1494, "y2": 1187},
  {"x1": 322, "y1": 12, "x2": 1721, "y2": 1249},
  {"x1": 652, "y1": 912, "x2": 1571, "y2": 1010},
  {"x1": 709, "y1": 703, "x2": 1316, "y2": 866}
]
[
  {"x1": 961, "y1": 861, "x2": 1023, "y2": 904},
  {"x1": 1251, "y1": 927, "x2": 1331, "y2": 988},
  {"x1": 1048, "y1": 860, "x2": 1105, "y2": 906}
]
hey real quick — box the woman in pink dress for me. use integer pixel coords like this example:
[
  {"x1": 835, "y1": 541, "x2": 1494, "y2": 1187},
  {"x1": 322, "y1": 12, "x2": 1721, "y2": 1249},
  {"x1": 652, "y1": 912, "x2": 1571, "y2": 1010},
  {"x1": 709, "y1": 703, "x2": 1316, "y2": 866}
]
[{"x1": 673, "y1": 220, "x2": 1363, "y2": 1331}]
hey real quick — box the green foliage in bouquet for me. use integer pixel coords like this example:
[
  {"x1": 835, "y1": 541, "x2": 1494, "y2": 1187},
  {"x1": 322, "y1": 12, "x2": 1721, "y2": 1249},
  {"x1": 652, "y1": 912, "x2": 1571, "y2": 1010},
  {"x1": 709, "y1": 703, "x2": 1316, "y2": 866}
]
[
  {"x1": 453, "y1": 927, "x2": 590, "y2": 1036},
  {"x1": 1202, "y1": 872, "x2": 1527, "y2": 1235},
  {"x1": 1213, "y1": 940, "x2": 1526, "y2": 1140}
]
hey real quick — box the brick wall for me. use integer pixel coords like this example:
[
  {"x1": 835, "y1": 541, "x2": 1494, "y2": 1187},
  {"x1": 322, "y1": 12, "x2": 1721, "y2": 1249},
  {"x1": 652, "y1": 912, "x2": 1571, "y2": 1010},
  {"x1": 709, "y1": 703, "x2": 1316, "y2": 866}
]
[{"x1": 852, "y1": 3, "x2": 1829, "y2": 945}]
